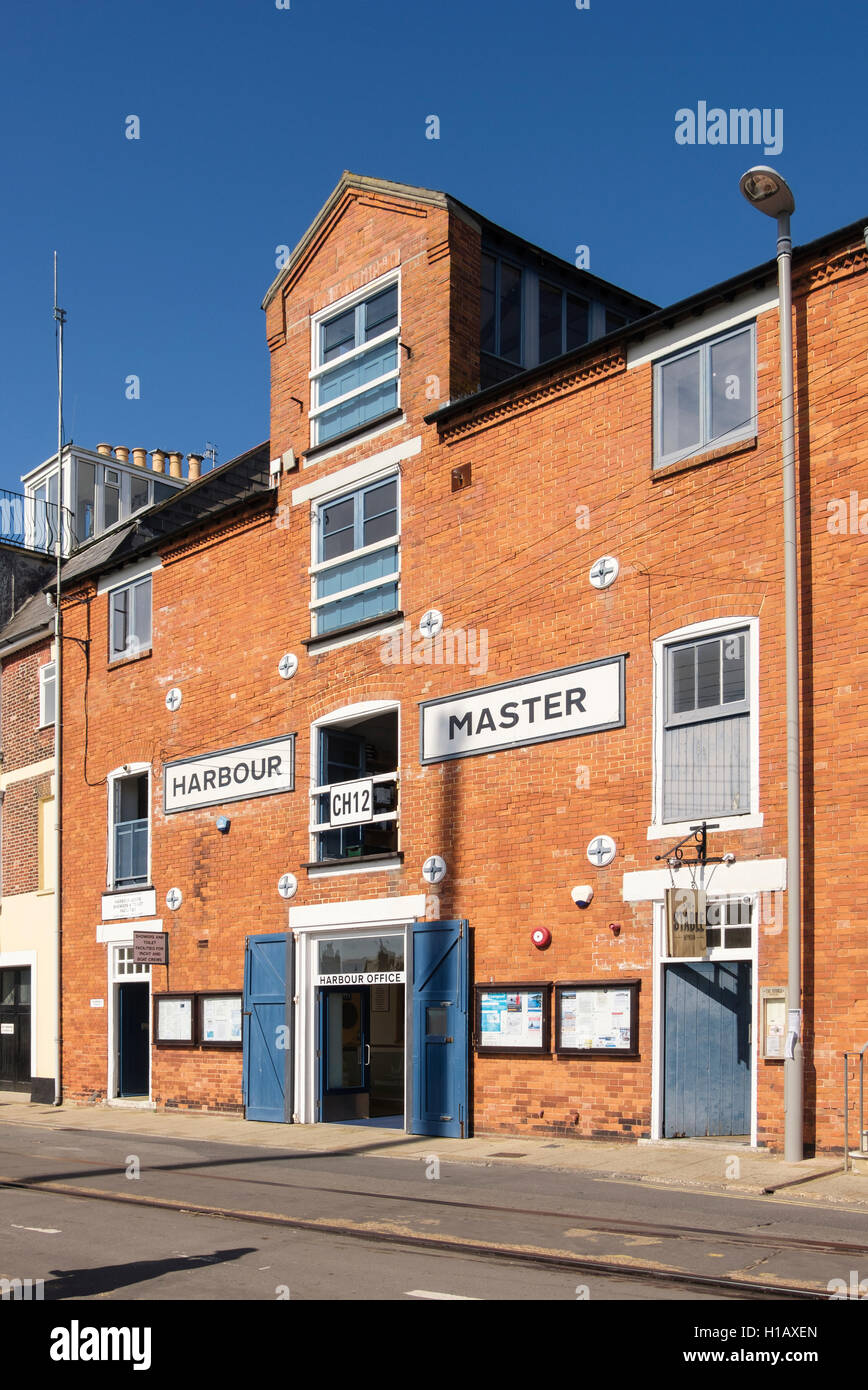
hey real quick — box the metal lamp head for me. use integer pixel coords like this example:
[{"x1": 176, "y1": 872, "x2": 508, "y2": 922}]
[{"x1": 739, "y1": 166, "x2": 795, "y2": 218}]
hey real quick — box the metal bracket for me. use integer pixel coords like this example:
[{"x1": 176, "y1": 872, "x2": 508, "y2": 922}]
[{"x1": 654, "y1": 820, "x2": 727, "y2": 866}]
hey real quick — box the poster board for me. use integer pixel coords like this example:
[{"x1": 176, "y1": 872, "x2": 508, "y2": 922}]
[
  {"x1": 154, "y1": 993, "x2": 196, "y2": 1047},
  {"x1": 198, "y1": 993, "x2": 243, "y2": 1048},
  {"x1": 555, "y1": 980, "x2": 640, "y2": 1057},
  {"x1": 475, "y1": 983, "x2": 551, "y2": 1055}
]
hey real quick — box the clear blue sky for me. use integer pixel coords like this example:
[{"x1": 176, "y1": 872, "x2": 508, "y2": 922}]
[{"x1": 1, "y1": 0, "x2": 864, "y2": 492}]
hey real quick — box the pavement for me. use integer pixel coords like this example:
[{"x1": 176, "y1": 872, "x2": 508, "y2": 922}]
[{"x1": 1, "y1": 1090, "x2": 865, "y2": 1209}]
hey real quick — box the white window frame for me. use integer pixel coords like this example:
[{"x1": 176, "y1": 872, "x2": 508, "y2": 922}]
[
  {"x1": 653, "y1": 322, "x2": 757, "y2": 469},
  {"x1": 107, "y1": 574, "x2": 152, "y2": 662},
  {"x1": 309, "y1": 470, "x2": 400, "y2": 637},
  {"x1": 648, "y1": 616, "x2": 762, "y2": 839},
  {"x1": 309, "y1": 271, "x2": 401, "y2": 448},
  {"x1": 106, "y1": 763, "x2": 152, "y2": 891},
  {"x1": 38, "y1": 661, "x2": 56, "y2": 728},
  {"x1": 308, "y1": 701, "x2": 401, "y2": 871}
]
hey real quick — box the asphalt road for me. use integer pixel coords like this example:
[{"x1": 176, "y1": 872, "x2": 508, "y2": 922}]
[{"x1": 0, "y1": 1120, "x2": 866, "y2": 1301}]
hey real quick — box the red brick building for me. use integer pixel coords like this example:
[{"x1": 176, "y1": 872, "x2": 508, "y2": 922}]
[{"x1": 57, "y1": 174, "x2": 867, "y2": 1153}]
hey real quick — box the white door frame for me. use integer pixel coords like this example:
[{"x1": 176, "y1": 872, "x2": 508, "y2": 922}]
[
  {"x1": 105, "y1": 941, "x2": 152, "y2": 1104},
  {"x1": 288, "y1": 896, "x2": 425, "y2": 1126}
]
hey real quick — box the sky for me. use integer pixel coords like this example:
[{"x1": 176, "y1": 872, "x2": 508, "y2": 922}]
[{"x1": 0, "y1": 0, "x2": 864, "y2": 493}]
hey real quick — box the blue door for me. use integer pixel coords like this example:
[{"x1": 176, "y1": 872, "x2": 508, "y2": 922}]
[
  {"x1": 243, "y1": 934, "x2": 290, "y2": 1123},
  {"x1": 411, "y1": 921, "x2": 469, "y2": 1138},
  {"x1": 663, "y1": 961, "x2": 751, "y2": 1137}
]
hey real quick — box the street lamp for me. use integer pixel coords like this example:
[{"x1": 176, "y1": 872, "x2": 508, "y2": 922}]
[{"x1": 740, "y1": 165, "x2": 802, "y2": 1162}]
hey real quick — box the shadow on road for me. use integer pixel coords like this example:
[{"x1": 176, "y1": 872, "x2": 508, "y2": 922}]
[{"x1": 44, "y1": 1247, "x2": 256, "y2": 1299}]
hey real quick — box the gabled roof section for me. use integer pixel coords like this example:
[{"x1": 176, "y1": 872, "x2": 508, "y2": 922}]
[
  {"x1": 262, "y1": 172, "x2": 456, "y2": 311},
  {"x1": 58, "y1": 442, "x2": 272, "y2": 589},
  {"x1": 0, "y1": 587, "x2": 53, "y2": 654},
  {"x1": 262, "y1": 170, "x2": 655, "y2": 326}
]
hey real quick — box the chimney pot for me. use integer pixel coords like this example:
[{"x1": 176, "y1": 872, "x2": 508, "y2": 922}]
[
  {"x1": 187, "y1": 453, "x2": 204, "y2": 481},
  {"x1": 96, "y1": 442, "x2": 112, "y2": 456},
  {"x1": 168, "y1": 450, "x2": 183, "y2": 479},
  {"x1": 132, "y1": 448, "x2": 148, "y2": 468},
  {"x1": 114, "y1": 446, "x2": 130, "y2": 464},
  {"x1": 151, "y1": 449, "x2": 166, "y2": 474}
]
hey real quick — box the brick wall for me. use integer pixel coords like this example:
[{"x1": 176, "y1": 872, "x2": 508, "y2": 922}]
[
  {"x1": 1, "y1": 638, "x2": 54, "y2": 896},
  {"x1": 2, "y1": 642, "x2": 55, "y2": 773}
]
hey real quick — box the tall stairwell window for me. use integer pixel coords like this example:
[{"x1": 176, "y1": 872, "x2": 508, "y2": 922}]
[{"x1": 310, "y1": 276, "x2": 400, "y2": 447}]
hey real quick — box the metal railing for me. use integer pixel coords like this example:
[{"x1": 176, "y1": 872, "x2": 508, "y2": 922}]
[
  {"x1": 0, "y1": 489, "x2": 74, "y2": 555},
  {"x1": 843, "y1": 1042, "x2": 868, "y2": 1172}
]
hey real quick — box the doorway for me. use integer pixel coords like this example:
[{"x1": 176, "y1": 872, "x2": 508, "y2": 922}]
[
  {"x1": 663, "y1": 960, "x2": 752, "y2": 1137},
  {"x1": 117, "y1": 982, "x2": 149, "y2": 1097},
  {"x1": 319, "y1": 983, "x2": 404, "y2": 1125},
  {"x1": 0, "y1": 968, "x2": 32, "y2": 1091}
]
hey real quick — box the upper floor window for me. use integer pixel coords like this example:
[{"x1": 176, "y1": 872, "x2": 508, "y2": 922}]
[
  {"x1": 311, "y1": 710, "x2": 399, "y2": 864},
  {"x1": 109, "y1": 576, "x2": 152, "y2": 661},
  {"x1": 110, "y1": 771, "x2": 150, "y2": 889},
  {"x1": 481, "y1": 253, "x2": 522, "y2": 364},
  {"x1": 39, "y1": 661, "x2": 56, "y2": 727},
  {"x1": 654, "y1": 324, "x2": 756, "y2": 469},
  {"x1": 311, "y1": 476, "x2": 399, "y2": 636},
  {"x1": 662, "y1": 627, "x2": 751, "y2": 823},
  {"x1": 538, "y1": 282, "x2": 590, "y2": 363},
  {"x1": 310, "y1": 279, "x2": 400, "y2": 447}
]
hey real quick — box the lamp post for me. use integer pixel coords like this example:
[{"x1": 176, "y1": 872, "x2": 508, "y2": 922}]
[{"x1": 739, "y1": 166, "x2": 802, "y2": 1162}]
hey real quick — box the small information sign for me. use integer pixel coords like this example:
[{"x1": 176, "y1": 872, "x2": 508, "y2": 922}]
[
  {"x1": 665, "y1": 887, "x2": 708, "y2": 957},
  {"x1": 329, "y1": 778, "x2": 374, "y2": 827},
  {"x1": 133, "y1": 931, "x2": 168, "y2": 966}
]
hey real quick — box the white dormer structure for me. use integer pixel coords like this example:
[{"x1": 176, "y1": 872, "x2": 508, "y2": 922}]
[{"x1": 20, "y1": 443, "x2": 198, "y2": 555}]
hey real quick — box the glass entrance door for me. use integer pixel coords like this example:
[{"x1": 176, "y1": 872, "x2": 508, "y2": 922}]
[
  {"x1": 318, "y1": 982, "x2": 405, "y2": 1125},
  {"x1": 320, "y1": 988, "x2": 369, "y2": 1121}
]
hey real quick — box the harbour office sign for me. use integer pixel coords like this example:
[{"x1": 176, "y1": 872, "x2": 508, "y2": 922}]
[
  {"x1": 164, "y1": 735, "x2": 295, "y2": 813},
  {"x1": 419, "y1": 656, "x2": 625, "y2": 764}
]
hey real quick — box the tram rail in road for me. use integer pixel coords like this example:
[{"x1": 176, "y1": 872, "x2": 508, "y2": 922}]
[{"x1": 0, "y1": 1166, "x2": 838, "y2": 1301}]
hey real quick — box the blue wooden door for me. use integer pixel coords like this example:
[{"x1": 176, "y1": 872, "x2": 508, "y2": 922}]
[
  {"x1": 663, "y1": 961, "x2": 751, "y2": 1137},
  {"x1": 243, "y1": 934, "x2": 289, "y2": 1123},
  {"x1": 411, "y1": 921, "x2": 468, "y2": 1138}
]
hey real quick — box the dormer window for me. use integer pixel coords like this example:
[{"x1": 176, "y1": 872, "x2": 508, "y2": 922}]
[{"x1": 310, "y1": 276, "x2": 401, "y2": 447}]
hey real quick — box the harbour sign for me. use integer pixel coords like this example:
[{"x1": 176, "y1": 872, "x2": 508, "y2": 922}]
[{"x1": 164, "y1": 735, "x2": 295, "y2": 813}]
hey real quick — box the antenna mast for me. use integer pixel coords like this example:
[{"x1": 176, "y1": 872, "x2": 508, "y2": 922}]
[{"x1": 52, "y1": 252, "x2": 66, "y2": 1108}]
